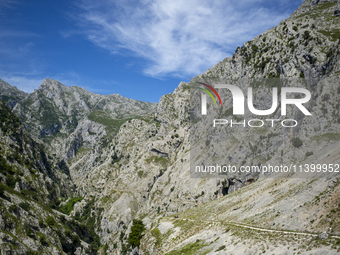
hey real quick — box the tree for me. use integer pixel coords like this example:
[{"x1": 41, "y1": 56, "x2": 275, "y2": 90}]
[
  {"x1": 291, "y1": 137, "x2": 303, "y2": 148},
  {"x1": 0, "y1": 185, "x2": 5, "y2": 196},
  {"x1": 128, "y1": 220, "x2": 145, "y2": 247}
]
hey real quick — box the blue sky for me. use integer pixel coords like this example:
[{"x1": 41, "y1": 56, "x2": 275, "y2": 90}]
[{"x1": 0, "y1": 0, "x2": 303, "y2": 103}]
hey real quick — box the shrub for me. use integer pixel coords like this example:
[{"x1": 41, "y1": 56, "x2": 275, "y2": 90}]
[
  {"x1": 119, "y1": 231, "x2": 125, "y2": 241},
  {"x1": 27, "y1": 251, "x2": 38, "y2": 255},
  {"x1": 65, "y1": 229, "x2": 72, "y2": 237},
  {"x1": 72, "y1": 235, "x2": 81, "y2": 247},
  {"x1": 19, "y1": 202, "x2": 30, "y2": 211},
  {"x1": 46, "y1": 216, "x2": 57, "y2": 228},
  {"x1": 291, "y1": 137, "x2": 303, "y2": 148},
  {"x1": 6, "y1": 174, "x2": 18, "y2": 188},
  {"x1": 58, "y1": 196, "x2": 83, "y2": 215},
  {"x1": 57, "y1": 160, "x2": 70, "y2": 175},
  {"x1": 216, "y1": 245, "x2": 226, "y2": 252},
  {"x1": 26, "y1": 226, "x2": 34, "y2": 238},
  {"x1": 305, "y1": 151, "x2": 313, "y2": 157},
  {"x1": 9, "y1": 204, "x2": 19, "y2": 214},
  {"x1": 293, "y1": 26, "x2": 298, "y2": 31},
  {"x1": 303, "y1": 30, "x2": 311, "y2": 40},
  {"x1": 128, "y1": 219, "x2": 145, "y2": 247},
  {"x1": 0, "y1": 185, "x2": 5, "y2": 196},
  {"x1": 151, "y1": 227, "x2": 161, "y2": 245},
  {"x1": 38, "y1": 233, "x2": 48, "y2": 246},
  {"x1": 39, "y1": 219, "x2": 45, "y2": 228}
]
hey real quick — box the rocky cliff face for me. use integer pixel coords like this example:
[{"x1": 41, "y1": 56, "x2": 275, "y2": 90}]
[
  {"x1": 1, "y1": 0, "x2": 340, "y2": 254},
  {"x1": 200, "y1": 0, "x2": 340, "y2": 81},
  {"x1": 0, "y1": 101, "x2": 99, "y2": 254},
  {"x1": 0, "y1": 78, "x2": 27, "y2": 109},
  {"x1": 7, "y1": 78, "x2": 157, "y2": 160},
  {"x1": 75, "y1": 1, "x2": 340, "y2": 253}
]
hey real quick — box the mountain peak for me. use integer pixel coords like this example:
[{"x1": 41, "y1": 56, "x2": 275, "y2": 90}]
[
  {"x1": 38, "y1": 78, "x2": 69, "y2": 92},
  {"x1": 291, "y1": 0, "x2": 338, "y2": 17},
  {"x1": 0, "y1": 78, "x2": 28, "y2": 108}
]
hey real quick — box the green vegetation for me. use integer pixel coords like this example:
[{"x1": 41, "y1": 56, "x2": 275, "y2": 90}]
[
  {"x1": 138, "y1": 171, "x2": 144, "y2": 178},
  {"x1": 216, "y1": 245, "x2": 226, "y2": 252},
  {"x1": 76, "y1": 147, "x2": 91, "y2": 156},
  {"x1": 291, "y1": 137, "x2": 303, "y2": 148},
  {"x1": 0, "y1": 94, "x2": 24, "y2": 106},
  {"x1": 194, "y1": 191, "x2": 205, "y2": 199},
  {"x1": 19, "y1": 202, "x2": 30, "y2": 211},
  {"x1": 72, "y1": 235, "x2": 81, "y2": 246},
  {"x1": 145, "y1": 156, "x2": 169, "y2": 167},
  {"x1": 305, "y1": 151, "x2": 314, "y2": 157},
  {"x1": 165, "y1": 239, "x2": 207, "y2": 255},
  {"x1": 38, "y1": 232, "x2": 48, "y2": 246},
  {"x1": 71, "y1": 199, "x2": 102, "y2": 252},
  {"x1": 9, "y1": 204, "x2": 19, "y2": 214},
  {"x1": 128, "y1": 219, "x2": 146, "y2": 247},
  {"x1": 33, "y1": 95, "x2": 62, "y2": 136},
  {"x1": 317, "y1": 29, "x2": 340, "y2": 41},
  {"x1": 0, "y1": 185, "x2": 5, "y2": 196},
  {"x1": 46, "y1": 216, "x2": 57, "y2": 228},
  {"x1": 87, "y1": 110, "x2": 135, "y2": 134},
  {"x1": 151, "y1": 227, "x2": 162, "y2": 246},
  {"x1": 57, "y1": 160, "x2": 70, "y2": 175},
  {"x1": 58, "y1": 196, "x2": 83, "y2": 215},
  {"x1": 0, "y1": 101, "x2": 95, "y2": 253},
  {"x1": 311, "y1": 133, "x2": 340, "y2": 144},
  {"x1": 314, "y1": 2, "x2": 337, "y2": 10},
  {"x1": 0, "y1": 101, "x2": 21, "y2": 135}
]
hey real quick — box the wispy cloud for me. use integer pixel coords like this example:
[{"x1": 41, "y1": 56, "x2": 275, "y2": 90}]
[
  {"x1": 1, "y1": 76, "x2": 44, "y2": 93},
  {"x1": 1, "y1": 72, "x2": 83, "y2": 93},
  {"x1": 0, "y1": 0, "x2": 18, "y2": 15},
  {"x1": 0, "y1": 0, "x2": 17, "y2": 8},
  {"x1": 73, "y1": 0, "x2": 299, "y2": 78}
]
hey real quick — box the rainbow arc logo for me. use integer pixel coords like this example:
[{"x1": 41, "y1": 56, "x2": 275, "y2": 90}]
[
  {"x1": 197, "y1": 82, "x2": 223, "y2": 115},
  {"x1": 196, "y1": 82, "x2": 222, "y2": 107}
]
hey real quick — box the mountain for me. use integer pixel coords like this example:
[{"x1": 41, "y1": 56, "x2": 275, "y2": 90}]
[
  {"x1": 0, "y1": 78, "x2": 28, "y2": 109},
  {"x1": 9, "y1": 78, "x2": 157, "y2": 160},
  {"x1": 1, "y1": 0, "x2": 340, "y2": 254},
  {"x1": 0, "y1": 101, "x2": 100, "y2": 254}
]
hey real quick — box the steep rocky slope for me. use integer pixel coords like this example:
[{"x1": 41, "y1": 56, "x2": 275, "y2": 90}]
[
  {"x1": 1, "y1": 0, "x2": 340, "y2": 254},
  {"x1": 136, "y1": 1, "x2": 340, "y2": 254},
  {"x1": 72, "y1": 0, "x2": 340, "y2": 254},
  {"x1": 0, "y1": 78, "x2": 27, "y2": 109},
  {"x1": 0, "y1": 101, "x2": 101, "y2": 254}
]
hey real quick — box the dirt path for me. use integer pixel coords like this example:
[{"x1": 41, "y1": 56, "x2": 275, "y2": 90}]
[{"x1": 180, "y1": 217, "x2": 340, "y2": 239}]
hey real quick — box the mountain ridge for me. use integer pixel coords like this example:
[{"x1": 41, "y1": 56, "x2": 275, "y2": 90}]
[{"x1": 1, "y1": 0, "x2": 340, "y2": 254}]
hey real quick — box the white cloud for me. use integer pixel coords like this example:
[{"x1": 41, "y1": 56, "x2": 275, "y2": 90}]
[
  {"x1": 1, "y1": 72, "x2": 82, "y2": 93},
  {"x1": 74, "y1": 0, "x2": 297, "y2": 78},
  {"x1": 1, "y1": 76, "x2": 44, "y2": 93}
]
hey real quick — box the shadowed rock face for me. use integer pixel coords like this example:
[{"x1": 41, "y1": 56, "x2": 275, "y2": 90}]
[
  {"x1": 0, "y1": 78, "x2": 28, "y2": 109},
  {"x1": 1, "y1": 0, "x2": 340, "y2": 254},
  {"x1": 227, "y1": 173, "x2": 260, "y2": 194}
]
